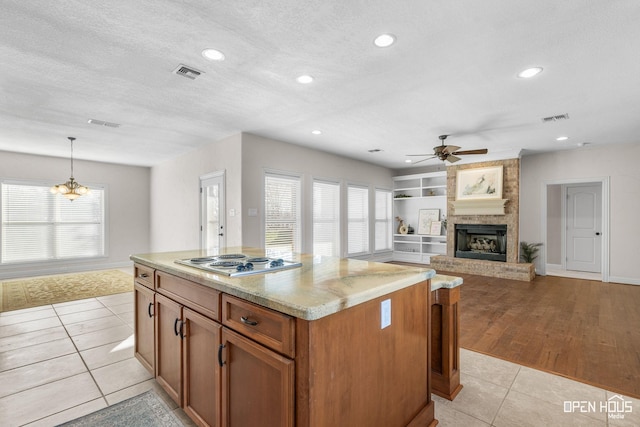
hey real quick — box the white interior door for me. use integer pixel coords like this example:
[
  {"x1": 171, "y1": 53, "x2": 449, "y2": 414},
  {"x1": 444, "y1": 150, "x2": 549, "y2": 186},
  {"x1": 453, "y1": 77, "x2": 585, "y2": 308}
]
[
  {"x1": 566, "y1": 183, "x2": 601, "y2": 273},
  {"x1": 200, "y1": 172, "x2": 225, "y2": 252}
]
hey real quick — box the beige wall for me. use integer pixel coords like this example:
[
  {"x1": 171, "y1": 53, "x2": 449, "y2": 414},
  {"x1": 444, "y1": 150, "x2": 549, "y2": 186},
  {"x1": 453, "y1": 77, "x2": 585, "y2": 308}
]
[
  {"x1": 149, "y1": 132, "x2": 394, "y2": 258},
  {"x1": 150, "y1": 134, "x2": 243, "y2": 252},
  {"x1": 0, "y1": 150, "x2": 150, "y2": 279},
  {"x1": 521, "y1": 142, "x2": 640, "y2": 285}
]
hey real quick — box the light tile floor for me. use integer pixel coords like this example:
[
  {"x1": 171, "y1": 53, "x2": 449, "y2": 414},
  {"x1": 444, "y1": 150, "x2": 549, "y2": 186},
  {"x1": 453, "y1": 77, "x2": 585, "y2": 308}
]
[{"x1": 1, "y1": 292, "x2": 638, "y2": 427}]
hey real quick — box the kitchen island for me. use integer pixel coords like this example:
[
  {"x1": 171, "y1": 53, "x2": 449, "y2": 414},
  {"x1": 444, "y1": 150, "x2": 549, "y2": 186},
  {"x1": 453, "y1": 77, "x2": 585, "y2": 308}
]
[{"x1": 132, "y1": 248, "x2": 440, "y2": 427}]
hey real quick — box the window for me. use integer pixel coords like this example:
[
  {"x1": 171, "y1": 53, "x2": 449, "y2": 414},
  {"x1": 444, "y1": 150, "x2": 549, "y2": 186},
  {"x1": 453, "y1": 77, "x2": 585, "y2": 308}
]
[
  {"x1": 1, "y1": 180, "x2": 105, "y2": 264},
  {"x1": 313, "y1": 179, "x2": 340, "y2": 257},
  {"x1": 347, "y1": 184, "x2": 369, "y2": 255},
  {"x1": 264, "y1": 172, "x2": 301, "y2": 257},
  {"x1": 375, "y1": 188, "x2": 392, "y2": 251}
]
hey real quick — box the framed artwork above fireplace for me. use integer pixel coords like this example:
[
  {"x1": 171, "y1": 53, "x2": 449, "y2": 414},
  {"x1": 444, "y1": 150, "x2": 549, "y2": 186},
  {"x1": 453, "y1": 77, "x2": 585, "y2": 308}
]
[{"x1": 456, "y1": 165, "x2": 503, "y2": 200}]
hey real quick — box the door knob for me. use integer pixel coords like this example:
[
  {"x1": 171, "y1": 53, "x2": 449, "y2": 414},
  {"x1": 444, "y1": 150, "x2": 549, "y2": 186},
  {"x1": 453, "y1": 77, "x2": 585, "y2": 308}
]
[{"x1": 595, "y1": 232, "x2": 601, "y2": 236}]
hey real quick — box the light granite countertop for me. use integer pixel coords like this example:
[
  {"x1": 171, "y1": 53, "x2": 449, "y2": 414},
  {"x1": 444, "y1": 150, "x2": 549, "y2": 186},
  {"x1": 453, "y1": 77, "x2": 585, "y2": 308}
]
[
  {"x1": 131, "y1": 247, "x2": 444, "y2": 320},
  {"x1": 431, "y1": 274, "x2": 464, "y2": 289}
]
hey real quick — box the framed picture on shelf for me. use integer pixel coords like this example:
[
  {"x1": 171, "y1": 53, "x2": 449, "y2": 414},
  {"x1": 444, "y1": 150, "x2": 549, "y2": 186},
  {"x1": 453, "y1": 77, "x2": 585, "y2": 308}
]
[
  {"x1": 418, "y1": 209, "x2": 439, "y2": 234},
  {"x1": 429, "y1": 221, "x2": 442, "y2": 236},
  {"x1": 455, "y1": 165, "x2": 503, "y2": 200}
]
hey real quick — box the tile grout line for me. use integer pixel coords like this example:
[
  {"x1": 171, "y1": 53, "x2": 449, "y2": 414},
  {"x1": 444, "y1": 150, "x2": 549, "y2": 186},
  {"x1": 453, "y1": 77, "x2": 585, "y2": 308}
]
[
  {"x1": 2, "y1": 298, "x2": 115, "y2": 426},
  {"x1": 55, "y1": 297, "x2": 110, "y2": 407},
  {"x1": 489, "y1": 365, "x2": 522, "y2": 426}
]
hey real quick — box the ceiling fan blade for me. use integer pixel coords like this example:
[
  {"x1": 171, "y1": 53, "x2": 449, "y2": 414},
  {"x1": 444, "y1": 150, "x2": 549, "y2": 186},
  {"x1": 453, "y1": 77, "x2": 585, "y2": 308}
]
[
  {"x1": 442, "y1": 145, "x2": 461, "y2": 154},
  {"x1": 411, "y1": 156, "x2": 437, "y2": 165},
  {"x1": 406, "y1": 154, "x2": 434, "y2": 157},
  {"x1": 451, "y1": 149, "x2": 488, "y2": 155},
  {"x1": 446, "y1": 155, "x2": 462, "y2": 163}
]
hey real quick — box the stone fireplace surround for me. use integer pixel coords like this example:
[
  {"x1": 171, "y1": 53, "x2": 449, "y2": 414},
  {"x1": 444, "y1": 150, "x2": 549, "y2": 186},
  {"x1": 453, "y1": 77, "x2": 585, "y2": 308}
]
[{"x1": 429, "y1": 158, "x2": 535, "y2": 281}]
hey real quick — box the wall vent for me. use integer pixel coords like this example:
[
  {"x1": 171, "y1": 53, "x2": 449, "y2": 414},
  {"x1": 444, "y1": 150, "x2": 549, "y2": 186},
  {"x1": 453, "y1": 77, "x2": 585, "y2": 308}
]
[
  {"x1": 173, "y1": 64, "x2": 204, "y2": 80},
  {"x1": 541, "y1": 113, "x2": 570, "y2": 123},
  {"x1": 88, "y1": 119, "x2": 121, "y2": 128}
]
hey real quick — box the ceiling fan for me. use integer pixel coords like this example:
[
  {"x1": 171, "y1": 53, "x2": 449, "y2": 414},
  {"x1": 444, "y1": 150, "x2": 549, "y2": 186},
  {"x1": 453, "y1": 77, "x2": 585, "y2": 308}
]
[{"x1": 407, "y1": 134, "x2": 488, "y2": 164}]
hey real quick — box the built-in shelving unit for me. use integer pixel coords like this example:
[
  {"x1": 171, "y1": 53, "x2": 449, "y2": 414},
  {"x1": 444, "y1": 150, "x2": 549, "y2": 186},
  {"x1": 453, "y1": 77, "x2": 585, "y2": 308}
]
[{"x1": 393, "y1": 171, "x2": 447, "y2": 264}]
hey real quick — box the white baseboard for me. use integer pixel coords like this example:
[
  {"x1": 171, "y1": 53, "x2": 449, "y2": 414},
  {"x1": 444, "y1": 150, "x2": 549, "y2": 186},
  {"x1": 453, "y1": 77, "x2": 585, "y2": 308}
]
[
  {"x1": 0, "y1": 261, "x2": 133, "y2": 281},
  {"x1": 608, "y1": 276, "x2": 640, "y2": 286}
]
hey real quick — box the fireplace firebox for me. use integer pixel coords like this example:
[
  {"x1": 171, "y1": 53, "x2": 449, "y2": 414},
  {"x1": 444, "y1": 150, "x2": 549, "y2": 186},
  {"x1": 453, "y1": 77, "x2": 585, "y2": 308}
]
[{"x1": 455, "y1": 224, "x2": 507, "y2": 262}]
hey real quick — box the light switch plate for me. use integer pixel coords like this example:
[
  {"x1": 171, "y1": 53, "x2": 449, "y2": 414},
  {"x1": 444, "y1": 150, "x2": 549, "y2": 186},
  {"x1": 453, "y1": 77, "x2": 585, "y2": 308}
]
[{"x1": 381, "y1": 299, "x2": 391, "y2": 329}]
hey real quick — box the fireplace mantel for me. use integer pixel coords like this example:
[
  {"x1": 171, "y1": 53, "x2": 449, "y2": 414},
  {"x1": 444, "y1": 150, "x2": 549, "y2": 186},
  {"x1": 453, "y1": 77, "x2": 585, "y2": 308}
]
[{"x1": 451, "y1": 199, "x2": 508, "y2": 215}]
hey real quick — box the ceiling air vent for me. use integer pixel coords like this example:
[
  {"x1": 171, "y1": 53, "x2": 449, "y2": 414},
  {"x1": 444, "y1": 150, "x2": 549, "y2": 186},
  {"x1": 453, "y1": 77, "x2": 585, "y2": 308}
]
[
  {"x1": 173, "y1": 64, "x2": 204, "y2": 80},
  {"x1": 88, "y1": 119, "x2": 121, "y2": 128},
  {"x1": 541, "y1": 113, "x2": 570, "y2": 123}
]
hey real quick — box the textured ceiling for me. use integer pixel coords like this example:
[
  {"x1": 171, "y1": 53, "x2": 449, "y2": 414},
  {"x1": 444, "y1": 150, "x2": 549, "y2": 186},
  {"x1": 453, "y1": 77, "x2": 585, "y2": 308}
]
[{"x1": 1, "y1": 1, "x2": 639, "y2": 168}]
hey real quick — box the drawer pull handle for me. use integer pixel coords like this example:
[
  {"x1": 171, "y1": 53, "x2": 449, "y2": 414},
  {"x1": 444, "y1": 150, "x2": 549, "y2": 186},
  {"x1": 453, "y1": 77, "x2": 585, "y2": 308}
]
[
  {"x1": 218, "y1": 344, "x2": 226, "y2": 367},
  {"x1": 240, "y1": 316, "x2": 258, "y2": 326},
  {"x1": 147, "y1": 302, "x2": 153, "y2": 318},
  {"x1": 139, "y1": 273, "x2": 149, "y2": 278},
  {"x1": 174, "y1": 318, "x2": 180, "y2": 336}
]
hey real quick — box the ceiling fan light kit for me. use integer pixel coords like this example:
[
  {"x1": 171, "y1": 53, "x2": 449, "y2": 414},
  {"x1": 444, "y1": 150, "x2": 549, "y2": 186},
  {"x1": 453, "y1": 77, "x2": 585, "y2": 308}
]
[
  {"x1": 407, "y1": 134, "x2": 488, "y2": 164},
  {"x1": 50, "y1": 137, "x2": 90, "y2": 201}
]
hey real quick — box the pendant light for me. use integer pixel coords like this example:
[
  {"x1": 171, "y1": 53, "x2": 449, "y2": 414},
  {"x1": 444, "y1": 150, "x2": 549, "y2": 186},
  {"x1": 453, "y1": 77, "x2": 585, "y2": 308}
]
[{"x1": 50, "y1": 137, "x2": 90, "y2": 201}]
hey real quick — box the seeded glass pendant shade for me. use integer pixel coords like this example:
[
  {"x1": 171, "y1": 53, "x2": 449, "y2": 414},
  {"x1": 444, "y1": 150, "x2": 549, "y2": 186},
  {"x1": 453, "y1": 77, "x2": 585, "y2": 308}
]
[{"x1": 50, "y1": 137, "x2": 90, "y2": 201}]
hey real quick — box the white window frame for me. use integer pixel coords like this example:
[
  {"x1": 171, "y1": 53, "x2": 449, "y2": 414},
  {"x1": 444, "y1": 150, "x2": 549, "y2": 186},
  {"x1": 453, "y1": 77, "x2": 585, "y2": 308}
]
[
  {"x1": 312, "y1": 178, "x2": 341, "y2": 257},
  {"x1": 374, "y1": 187, "x2": 393, "y2": 252},
  {"x1": 346, "y1": 183, "x2": 370, "y2": 257},
  {"x1": 1, "y1": 178, "x2": 107, "y2": 266},
  {"x1": 263, "y1": 170, "x2": 302, "y2": 257}
]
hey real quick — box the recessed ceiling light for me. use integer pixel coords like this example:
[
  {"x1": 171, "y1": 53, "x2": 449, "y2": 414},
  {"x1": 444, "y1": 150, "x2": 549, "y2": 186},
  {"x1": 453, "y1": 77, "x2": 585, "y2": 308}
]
[
  {"x1": 296, "y1": 75, "x2": 314, "y2": 84},
  {"x1": 374, "y1": 34, "x2": 396, "y2": 48},
  {"x1": 311, "y1": 130, "x2": 322, "y2": 135},
  {"x1": 517, "y1": 67, "x2": 543, "y2": 78},
  {"x1": 405, "y1": 159, "x2": 412, "y2": 163},
  {"x1": 556, "y1": 136, "x2": 569, "y2": 141},
  {"x1": 202, "y1": 48, "x2": 225, "y2": 61}
]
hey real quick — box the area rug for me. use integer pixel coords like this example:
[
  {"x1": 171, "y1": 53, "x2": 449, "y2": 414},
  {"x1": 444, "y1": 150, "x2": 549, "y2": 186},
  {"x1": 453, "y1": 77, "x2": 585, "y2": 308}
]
[
  {"x1": 58, "y1": 390, "x2": 182, "y2": 427},
  {"x1": 0, "y1": 269, "x2": 133, "y2": 313}
]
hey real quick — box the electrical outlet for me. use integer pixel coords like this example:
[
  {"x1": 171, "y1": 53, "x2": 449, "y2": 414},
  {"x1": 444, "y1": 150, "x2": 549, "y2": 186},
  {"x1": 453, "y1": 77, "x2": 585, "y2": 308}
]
[{"x1": 381, "y1": 299, "x2": 391, "y2": 329}]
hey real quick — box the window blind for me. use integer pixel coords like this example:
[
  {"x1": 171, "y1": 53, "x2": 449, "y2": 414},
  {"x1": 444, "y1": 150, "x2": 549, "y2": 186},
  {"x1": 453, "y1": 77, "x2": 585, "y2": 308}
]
[
  {"x1": 375, "y1": 188, "x2": 392, "y2": 251},
  {"x1": 347, "y1": 185, "x2": 369, "y2": 255},
  {"x1": 264, "y1": 173, "x2": 301, "y2": 257},
  {"x1": 313, "y1": 180, "x2": 340, "y2": 257},
  {"x1": 1, "y1": 181, "x2": 105, "y2": 264}
]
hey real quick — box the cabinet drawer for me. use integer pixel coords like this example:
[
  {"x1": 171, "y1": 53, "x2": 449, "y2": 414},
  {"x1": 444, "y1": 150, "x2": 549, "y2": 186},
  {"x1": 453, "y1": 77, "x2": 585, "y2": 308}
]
[
  {"x1": 156, "y1": 271, "x2": 220, "y2": 321},
  {"x1": 222, "y1": 294, "x2": 295, "y2": 358},
  {"x1": 134, "y1": 264, "x2": 155, "y2": 289}
]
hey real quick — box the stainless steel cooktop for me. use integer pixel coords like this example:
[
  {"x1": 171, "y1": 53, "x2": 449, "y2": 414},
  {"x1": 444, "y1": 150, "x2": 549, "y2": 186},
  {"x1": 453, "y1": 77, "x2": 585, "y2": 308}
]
[{"x1": 175, "y1": 253, "x2": 302, "y2": 277}]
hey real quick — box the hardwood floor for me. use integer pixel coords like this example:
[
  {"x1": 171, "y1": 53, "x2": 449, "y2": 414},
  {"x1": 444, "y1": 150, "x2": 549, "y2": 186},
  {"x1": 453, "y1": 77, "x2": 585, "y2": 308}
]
[{"x1": 445, "y1": 271, "x2": 640, "y2": 399}]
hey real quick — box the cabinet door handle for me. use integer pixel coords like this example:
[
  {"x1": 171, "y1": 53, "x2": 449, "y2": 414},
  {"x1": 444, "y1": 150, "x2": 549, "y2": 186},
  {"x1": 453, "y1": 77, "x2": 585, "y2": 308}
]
[
  {"x1": 174, "y1": 318, "x2": 180, "y2": 336},
  {"x1": 240, "y1": 316, "x2": 258, "y2": 326},
  {"x1": 139, "y1": 273, "x2": 149, "y2": 278},
  {"x1": 147, "y1": 302, "x2": 153, "y2": 318},
  {"x1": 218, "y1": 344, "x2": 226, "y2": 367},
  {"x1": 178, "y1": 321, "x2": 185, "y2": 340}
]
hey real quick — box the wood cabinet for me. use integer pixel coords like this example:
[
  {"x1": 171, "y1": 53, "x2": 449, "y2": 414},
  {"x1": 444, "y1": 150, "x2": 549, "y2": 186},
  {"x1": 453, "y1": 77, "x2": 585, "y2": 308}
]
[
  {"x1": 155, "y1": 293, "x2": 183, "y2": 405},
  {"x1": 221, "y1": 327, "x2": 294, "y2": 427},
  {"x1": 183, "y1": 307, "x2": 221, "y2": 427},
  {"x1": 134, "y1": 263, "x2": 436, "y2": 427},
  {"x1": 134, "y1": 282, "x2": 155, "y2": 373}
]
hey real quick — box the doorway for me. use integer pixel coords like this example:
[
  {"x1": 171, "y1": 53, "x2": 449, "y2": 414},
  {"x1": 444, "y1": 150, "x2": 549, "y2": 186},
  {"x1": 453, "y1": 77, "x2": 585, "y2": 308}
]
[
  {"x1": 543, "y1": 178, "x2": 609, "y2": 281},
  {"x1": 200, "y1": 171, "x2": 225, "y2": 252}
]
